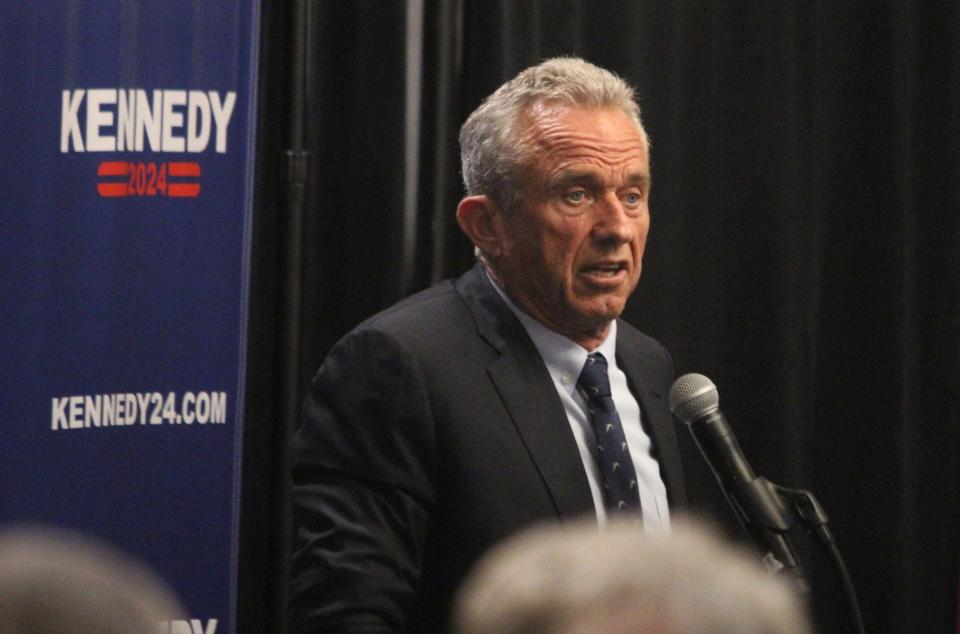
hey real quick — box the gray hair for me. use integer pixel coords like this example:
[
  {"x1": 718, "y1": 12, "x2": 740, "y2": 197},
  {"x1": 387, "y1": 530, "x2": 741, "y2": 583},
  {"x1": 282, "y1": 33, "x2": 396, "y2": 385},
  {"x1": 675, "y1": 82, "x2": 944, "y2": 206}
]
[
  {"x1": 454, "y1": 517, "x2": 812, "y2": 634},
  {"x1": 0, "y1": 527, "x2": 185, "y2": 633},
  {"x1": 459, "y1": 57, "x2": 648, "y2": 211}
]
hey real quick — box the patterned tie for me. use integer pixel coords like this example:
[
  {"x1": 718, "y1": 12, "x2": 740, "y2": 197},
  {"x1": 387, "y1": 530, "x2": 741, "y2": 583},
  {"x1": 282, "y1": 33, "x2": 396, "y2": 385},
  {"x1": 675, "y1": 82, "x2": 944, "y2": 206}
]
[{"x1": 578, "y1": 352, "x2": 642, "y2": 514}]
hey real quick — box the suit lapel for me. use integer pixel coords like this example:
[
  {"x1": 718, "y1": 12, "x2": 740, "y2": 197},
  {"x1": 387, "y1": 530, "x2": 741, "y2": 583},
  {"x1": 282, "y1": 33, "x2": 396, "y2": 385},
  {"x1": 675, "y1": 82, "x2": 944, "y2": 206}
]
[
  {"x1": 456, "y1": 264, "x2": 595, "y2": 520},
  {"x1": 616, "y1": 326, "x2": 686, "y2": 507}
]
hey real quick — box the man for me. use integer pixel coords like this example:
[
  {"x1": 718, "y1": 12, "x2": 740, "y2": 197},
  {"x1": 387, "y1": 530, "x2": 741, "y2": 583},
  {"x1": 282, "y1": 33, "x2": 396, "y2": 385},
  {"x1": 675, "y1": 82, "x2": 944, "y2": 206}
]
[
  {"x1": 289, "y1": 57, "x2": 685, "y2": 632},
  {"x1": 454, "y1": 518, "x2": 811, "y2": 634}
]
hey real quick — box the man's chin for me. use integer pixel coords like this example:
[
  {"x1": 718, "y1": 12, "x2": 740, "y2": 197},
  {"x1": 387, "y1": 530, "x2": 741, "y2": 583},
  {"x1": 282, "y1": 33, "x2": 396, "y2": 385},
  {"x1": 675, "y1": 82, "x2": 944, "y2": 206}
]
[{"x1": 573, "y1": 297, "x2": 627, "y2": 324}]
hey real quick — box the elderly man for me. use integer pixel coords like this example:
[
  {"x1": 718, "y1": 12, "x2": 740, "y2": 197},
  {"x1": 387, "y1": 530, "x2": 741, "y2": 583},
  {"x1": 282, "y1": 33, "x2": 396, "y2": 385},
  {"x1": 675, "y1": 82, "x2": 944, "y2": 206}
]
[{"x1": 289, "y1": 57, "x2": 686, "y2": 633}]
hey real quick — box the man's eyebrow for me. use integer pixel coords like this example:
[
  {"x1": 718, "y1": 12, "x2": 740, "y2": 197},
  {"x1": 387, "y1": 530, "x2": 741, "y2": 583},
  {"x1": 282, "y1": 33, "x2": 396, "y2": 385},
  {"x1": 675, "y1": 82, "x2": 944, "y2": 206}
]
[
  {"x1": 548, "y1": 169, "x2": 652, "y2": 190},
  {"x1": 623, "y1": 171, "x2": 651, "y2": 188},
  {"x1": 549, "y1": 170, "x2": 603, "y2": 190}
]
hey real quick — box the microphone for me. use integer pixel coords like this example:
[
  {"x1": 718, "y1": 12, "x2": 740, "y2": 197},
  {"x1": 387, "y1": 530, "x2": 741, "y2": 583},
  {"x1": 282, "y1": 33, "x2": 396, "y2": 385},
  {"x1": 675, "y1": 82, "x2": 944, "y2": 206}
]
[{"x1": 670, "y1": 373, "x2": 808, "y2": 592}]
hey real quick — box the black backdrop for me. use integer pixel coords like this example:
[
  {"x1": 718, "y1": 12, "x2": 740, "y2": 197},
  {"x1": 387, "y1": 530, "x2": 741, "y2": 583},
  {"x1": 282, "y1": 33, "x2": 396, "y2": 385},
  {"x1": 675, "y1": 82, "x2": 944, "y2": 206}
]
[{"x1": 241, "y1": 2, "x2": 960, "y2": 632}]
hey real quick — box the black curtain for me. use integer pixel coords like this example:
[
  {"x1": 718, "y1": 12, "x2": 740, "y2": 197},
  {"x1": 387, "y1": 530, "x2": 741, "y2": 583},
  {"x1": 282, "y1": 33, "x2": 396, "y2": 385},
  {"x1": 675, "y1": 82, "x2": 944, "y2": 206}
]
[{"x1": 243, "y1": 1, "x2": 960, "y2": 631}]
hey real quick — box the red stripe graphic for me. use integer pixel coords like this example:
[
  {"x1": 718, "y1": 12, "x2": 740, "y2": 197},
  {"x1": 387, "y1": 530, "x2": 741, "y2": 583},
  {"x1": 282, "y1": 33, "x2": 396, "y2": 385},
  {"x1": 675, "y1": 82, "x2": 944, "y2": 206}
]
[
  {"x1": 97, "y1": 161, "x2": 130, "y2": 197},
  {"x1": 96, "y1": 183, "x2": 128, "y2": 197},
  {"x1": 167, "y1": 162, "x2": 201, "y2": 197},
  {"x1": 97, "y1": 161, "x2": 130, "y2": 177},
  {"x1": 168, "y1": 162, "x2": 201, "y2": 177},
  {"x1": 168, "y1": 183, "x2": 201, "y2": 197},
  {"x1": 95, "y1": 161, "x2": 201, "y2": 198}
]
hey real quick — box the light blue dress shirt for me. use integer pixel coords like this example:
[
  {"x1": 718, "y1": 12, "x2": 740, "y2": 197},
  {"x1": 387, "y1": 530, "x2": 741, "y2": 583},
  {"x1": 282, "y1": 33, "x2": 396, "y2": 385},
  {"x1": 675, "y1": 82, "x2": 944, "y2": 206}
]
[{"x1": 485, "y1": 271, "x2": 671, "y2": 531}]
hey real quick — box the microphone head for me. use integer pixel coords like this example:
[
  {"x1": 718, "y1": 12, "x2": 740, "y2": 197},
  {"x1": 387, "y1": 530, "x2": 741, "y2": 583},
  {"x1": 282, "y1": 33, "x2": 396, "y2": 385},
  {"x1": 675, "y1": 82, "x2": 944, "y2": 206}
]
[{"x1": 669, "y1": 373, "x2": 720, "y2": 424}]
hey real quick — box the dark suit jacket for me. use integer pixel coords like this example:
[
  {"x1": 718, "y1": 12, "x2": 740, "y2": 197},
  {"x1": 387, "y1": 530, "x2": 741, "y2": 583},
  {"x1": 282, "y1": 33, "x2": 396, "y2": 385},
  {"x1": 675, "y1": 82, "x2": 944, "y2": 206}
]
[{"x1": 289, "y1": 263, "x2": 686, "y2": 633}]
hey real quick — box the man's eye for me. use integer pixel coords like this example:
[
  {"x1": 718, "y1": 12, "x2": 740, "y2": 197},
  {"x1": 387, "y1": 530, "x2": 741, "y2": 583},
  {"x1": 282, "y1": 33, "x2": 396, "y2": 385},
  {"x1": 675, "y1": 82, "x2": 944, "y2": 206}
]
[
  {"x1": 565, "y1": 190, "x2": 587, "y2": 204},
  {"x1": 623, "y1": 192, "x2": 643, "y2": 207}
]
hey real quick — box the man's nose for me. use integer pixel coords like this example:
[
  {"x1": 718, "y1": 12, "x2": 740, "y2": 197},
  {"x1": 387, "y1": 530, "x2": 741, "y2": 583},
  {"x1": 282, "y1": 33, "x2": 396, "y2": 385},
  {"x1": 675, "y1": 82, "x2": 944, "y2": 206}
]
[{"x1": 591, "y1": 193, "x2": 635, "y2": 244}]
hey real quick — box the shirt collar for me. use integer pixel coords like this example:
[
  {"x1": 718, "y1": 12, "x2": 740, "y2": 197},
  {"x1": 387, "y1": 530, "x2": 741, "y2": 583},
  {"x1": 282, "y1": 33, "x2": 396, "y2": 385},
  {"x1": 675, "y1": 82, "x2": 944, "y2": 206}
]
[{"x1": 483, "y1": 266, "x2": 618, "y2": 395}]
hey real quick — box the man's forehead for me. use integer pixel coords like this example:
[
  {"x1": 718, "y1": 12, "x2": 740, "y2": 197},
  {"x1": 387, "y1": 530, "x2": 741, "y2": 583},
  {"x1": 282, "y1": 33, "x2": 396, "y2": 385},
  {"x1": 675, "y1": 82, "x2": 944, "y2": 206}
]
[{"x1": 517, "y1": 103, "x2": 647, "y2": 155}]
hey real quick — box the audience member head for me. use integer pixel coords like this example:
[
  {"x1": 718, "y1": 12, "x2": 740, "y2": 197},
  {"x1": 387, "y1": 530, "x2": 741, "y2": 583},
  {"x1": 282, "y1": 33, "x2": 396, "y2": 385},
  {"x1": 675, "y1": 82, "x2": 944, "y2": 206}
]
[
  {"x1": 0, "y1": 526, "x2": 184, "y2": 634},
  {"x1": 454, "y1": 517, "x2": 811, "y2": 634}
]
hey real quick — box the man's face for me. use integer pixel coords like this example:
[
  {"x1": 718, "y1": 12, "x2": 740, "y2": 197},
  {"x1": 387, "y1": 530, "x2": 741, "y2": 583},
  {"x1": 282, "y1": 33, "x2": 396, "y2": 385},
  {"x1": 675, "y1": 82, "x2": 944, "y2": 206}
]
[{"x1": 492, "y1": 104, "x2": 651, "y2": 348}]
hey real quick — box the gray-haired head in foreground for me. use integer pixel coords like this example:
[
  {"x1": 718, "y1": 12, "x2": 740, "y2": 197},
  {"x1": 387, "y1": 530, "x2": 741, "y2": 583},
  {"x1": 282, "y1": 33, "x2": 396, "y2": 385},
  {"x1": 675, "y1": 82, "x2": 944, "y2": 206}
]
[
  {"x1": 454, "y1": 517, "x2": 811, "y2": 634},
  {"x1": 0, "y1": 526, "x2": 185, "y2": 634},
  {"x1": 459, "y1": 57, "x2": 648, "y2": 212}
]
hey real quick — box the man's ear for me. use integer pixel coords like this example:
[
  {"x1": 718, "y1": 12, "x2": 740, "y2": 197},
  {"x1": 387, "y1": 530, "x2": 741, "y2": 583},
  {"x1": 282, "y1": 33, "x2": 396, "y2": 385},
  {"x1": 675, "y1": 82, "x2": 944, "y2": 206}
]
[{"x1": 456, "y1": 195, "x2": 504, "y2": 259}]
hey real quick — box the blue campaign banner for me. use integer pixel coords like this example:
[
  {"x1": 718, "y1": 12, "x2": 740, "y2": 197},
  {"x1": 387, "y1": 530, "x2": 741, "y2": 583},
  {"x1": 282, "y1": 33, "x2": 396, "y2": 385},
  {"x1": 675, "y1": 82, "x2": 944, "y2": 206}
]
[{"x1": 0, "y1": 4, "x2": 259, "y2": 632}]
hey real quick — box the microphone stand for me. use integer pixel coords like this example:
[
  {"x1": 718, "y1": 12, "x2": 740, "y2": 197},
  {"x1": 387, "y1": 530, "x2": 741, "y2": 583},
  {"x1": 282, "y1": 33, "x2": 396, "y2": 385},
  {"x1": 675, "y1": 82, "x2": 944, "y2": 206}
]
[
  {"x1": 731, "y1": 477, "x2": 865, "y2": 634},
  {"x1": 771, "y1": 484, "x2": 866, "y2": 634},
  {"x1": 721, "y1": 476, "x2": 810, "y2": 593}
]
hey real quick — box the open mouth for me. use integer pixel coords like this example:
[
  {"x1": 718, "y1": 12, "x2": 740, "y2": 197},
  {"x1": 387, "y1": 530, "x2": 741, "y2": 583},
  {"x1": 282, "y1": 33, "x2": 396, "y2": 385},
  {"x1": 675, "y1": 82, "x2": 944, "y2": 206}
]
[{"x1": 582, "y1": 262, "x2": 627, "y2": 278}]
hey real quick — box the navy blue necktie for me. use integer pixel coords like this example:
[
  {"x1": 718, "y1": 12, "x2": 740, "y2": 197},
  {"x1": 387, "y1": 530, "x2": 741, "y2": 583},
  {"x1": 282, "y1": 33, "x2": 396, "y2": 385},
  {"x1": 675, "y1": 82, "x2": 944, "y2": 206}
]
[{"x1": 578, "y1": 352, "x2": 642, "y2": 514}]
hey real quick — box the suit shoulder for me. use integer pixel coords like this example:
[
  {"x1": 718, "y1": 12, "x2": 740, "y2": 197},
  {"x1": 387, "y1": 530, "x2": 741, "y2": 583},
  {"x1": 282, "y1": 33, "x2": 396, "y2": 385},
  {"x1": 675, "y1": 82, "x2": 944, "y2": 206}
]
[
  {"x1": 618, "y1": 319, "x2": 670, "y2": 356},
  {"x1": 617, "y1": 319, "x2": 674, "y2": 378},
  {"x1": 346, "y1": 280, "x2": 471, "y2": 345}
]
